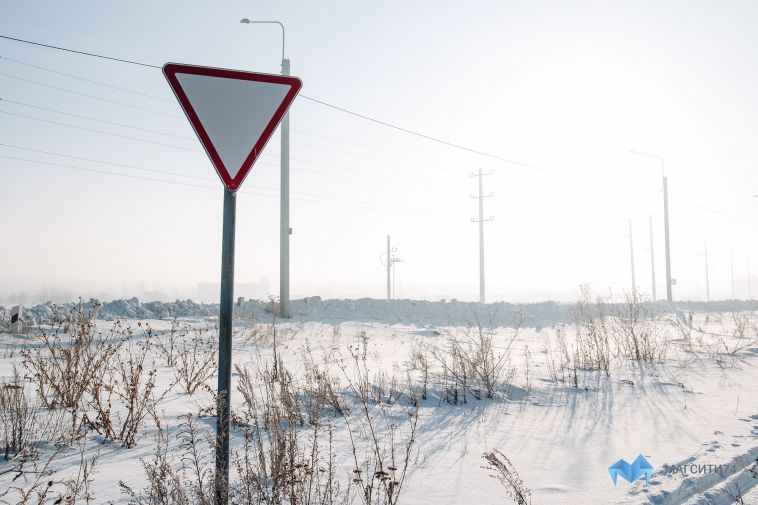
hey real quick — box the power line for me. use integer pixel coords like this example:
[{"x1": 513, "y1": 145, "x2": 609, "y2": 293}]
[
  {"x1": 290, "y1": 128, "x2": 466, "y2": 170},
  {"x1": 0, "y1": 34, "x2": 663, "y2": 190},
  {"x1": 0, "y1": 109, "x2": 198, "y2": 151},
  {"x1": 0, "y1": 54, "x2": 171, "y2": 102},
  {"x1": 0, "y1": 143, "x2": 209, "y2": 180},
  {"x1": 1, "y1": 53, "x2": 475, "y2": 172},
  {"x1": 0, "y1": 35, "x2": 160, "y2": 69},
  {"x1": 0, "y1": 149, "x2": 466, "y2": 217},
  {"x1": 290, "y1": 138, "x2": 463, "y2": 176},
  {"x1": 0, "y1": 92, "x2": 462, "y2": 190},
  {"x1": 671, "y1": 195, "x2": 758, "y2": 225},
  {"x1": 1, "y1": 98, "x2": 194, "y2": 140},
  {"x1": 2, "y1": 34, "x2": 756, "y2": 223},
  {"x1": 0, "y1": 71, "x2": 179, "y2": 118},
  {"x1": 0, "y1": 107, "x2": 465, "y2": 195},
  {"x1": 285, "y1": 164, "x2": 463, "y2": 194}
]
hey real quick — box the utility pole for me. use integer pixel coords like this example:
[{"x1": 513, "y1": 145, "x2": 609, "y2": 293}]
[
  {"x1": 748, "y1": 256, "x2": 752, "y2": 299},
  {"x1": 239, "y1": 18, "x2": 291, "y2": 318},
  {"x1": 628, "y1": 219, "x2": 637, "y2": 298},
  {"x1": 471, "y1": 168, "x2": 493, "y2": 304},
  {"x1": 730, "y1": 251, "x2": 735, "y2": 299},
  {"x1": 663, "y1": 175, "x2": 673, "y2": 302},
  {"x1": 280, "y1": 57, "x2": 291, "y2": 318},
  {"x1": 386, "y1": 235, "x2": 391, "y2": 300},
  {"x1": 629, "y1": 151, "x2": 672, "y2": 301},
  {"x1": 702, "y1": 242, "x2": 711, "y2": 302},
  {"x1": 648, "y1": 215, "x2": 656, "y2": 301},
  {"x1": 382, "y1": 236, "x2": 402, "y2": 300}
]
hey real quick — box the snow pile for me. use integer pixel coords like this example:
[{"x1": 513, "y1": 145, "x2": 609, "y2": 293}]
[
  {"x1": 8, "y1": 296, "x2": 758, "y2": 328},
  {"x1": 18, "y1": 297, "x2": 218, "y2": 324}
]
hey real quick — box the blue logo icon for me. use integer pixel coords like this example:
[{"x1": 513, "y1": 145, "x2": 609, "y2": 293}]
[{"x1": 608, "y1": 454, "x2": 653, "y2": 485}]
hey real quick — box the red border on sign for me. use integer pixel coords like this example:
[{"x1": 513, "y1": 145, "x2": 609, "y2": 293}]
[{"x1": 163, "y1": 62, "x2": 302, "y2": 192}]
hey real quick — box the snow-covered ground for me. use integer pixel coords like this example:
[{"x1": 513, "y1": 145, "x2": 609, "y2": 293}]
[{"x1": 1, "y1": 300, "x2": 757, "y2": 504}]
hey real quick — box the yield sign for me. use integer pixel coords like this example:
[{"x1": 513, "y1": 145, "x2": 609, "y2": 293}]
[{"x1": 163, "y1": 63, "x2": 302, "y2": 191}]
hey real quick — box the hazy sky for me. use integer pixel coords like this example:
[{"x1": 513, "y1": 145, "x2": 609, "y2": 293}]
[{"x1": 2, "y1": 0, "x2": 758, "y2": 303}]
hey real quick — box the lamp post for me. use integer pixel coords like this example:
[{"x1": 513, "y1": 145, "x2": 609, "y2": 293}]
[
  {"x1": 630, "y1": 150, "x2": 672, "y2": 302},
  {"x1": 240, "y1": 18, "x2": 292, "y2": 318}
]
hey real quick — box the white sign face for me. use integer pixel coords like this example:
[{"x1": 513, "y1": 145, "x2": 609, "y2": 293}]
[
  {"x1": 175, "y1": 74, "x2": 290, "y2": 178},
  {"x1": 164, "y1": 63, "x2": 302, "y2": 191}
]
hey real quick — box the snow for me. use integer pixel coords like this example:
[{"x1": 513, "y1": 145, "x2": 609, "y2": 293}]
[
  {"x1": 1, "y1": 302, "x2": 757, "y2": 504},
  {"x1": 11, "y1": 295, "x2": 758, "y2": 327}
]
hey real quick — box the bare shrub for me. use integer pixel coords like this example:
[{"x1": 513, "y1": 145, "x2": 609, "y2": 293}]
[
  {"x1": 156, "y1": 319, "x2": 183, "y2": 367},
  {"x1": 121, "y1": 321, "x2": 419, "y2": 505},
  {"x1": 88, "y1": 325, "x2": 170, "y2": 447},
  {"x1": 671, "y1": 311, "x2": 758, "y2": 368},
  {"x1": 62, "y1": 441, "x2": 100, "y2": 504},
  {"x1": 414, "y1": 312, "x2": 519, "y2": 403},
  {"x1": 0, "y1": 439, "x2": 100, "y2": 505},
  {"x1": 21, "y1": 304, "x2": 123, "y2": 415},
  {"x1": 1, "y1": 366, "x2": 39, "y2": 461},
  {"x1": 227, "y1": 331, "x2": 418, "y2": 505},
  {"x1": 482, "y1": 450, "x2": 531, "y2": 505},
  {"x1": 0, "y1": 366, "x2": 67, "y2": 464},
  {"x1": 301, "y1": 341, "x2": 345, "y2": 418},
  {"x1": 337, "y1": 348, "x2": 418, "y2": 505},
  {"x1": 173, "y1": 328, "x2": 217, "y2": 395},
  {"x1": 609, "y1": 293, "x2": 667, "y2": 362},
  {"x1": 119, "y1": 424, "x2": 192, "y2": 505},
  {"x1": 719, "y1": 312, "x2": 758, "y2": 363},
  {"x1": 175, "y1": 414, "x2": 214, "y2": 504},
  {"x1": 407, "y1": 340, "x2": 430, "y2": 400},
  {"x1": 572, "y1": 286, "x2": 611, "y2": 375},
  {"x1": 233, "y1": 357, "x2": 342, "y2": 504},
  {"x1": 672, "y1": 312, "x2": 700, "y2": 355},
  {"x1": 541, "y1": 335, "x2": 559, "y2": 384},
  {"x1": 522, "y1": 345, "x2": 533, "y2": 393},
  {"x1": 542, "y1": 289, "x2": 668, "y2": 388}
]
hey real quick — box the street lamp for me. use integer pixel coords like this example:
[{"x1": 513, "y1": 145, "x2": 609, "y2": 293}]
[
  {"x1": 630, "y1": 150, "x2": 673, "y2": 302},
  {"x1": 240, "y1": 17, "x2": 292, "y2": 319},
  {"x1": 239, "y1": 18, "x2": 285, "y2": 61}
]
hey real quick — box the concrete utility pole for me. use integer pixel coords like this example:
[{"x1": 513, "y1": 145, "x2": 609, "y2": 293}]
[
  {"x1": 386, "y1": 235, "x2": 391, "y2": 300},
  {"x1": 748, "y1": 257, "x2": 752, "y2": 299},
  {"x1": 628, "y1": 219, "x2": 637, "y2": 298},
  {"x1": 630, "y1": 151, "x2": 672, "y2": 301},
  {"x1": 240, "y1": 18, "x2": 291, "y2": 318},
  {"x1": 703, "y1": 242, "x2": 711, "y2": 302},
  {"x1": 663, "y1": 175, "x2": 672, "y2": 301},
  {"x1": 280, "y1": 57, "x2": 291, "y2": 318},
  {"x1": 471, "y1": 169, "x2": 493, "y2": 304},
  {"x1": 649, "y1": 215, "x2": 656, "y2": 301},
  {"x1": 730, "y1": 251, "x2": 735, "y2": 299},
  {"x1": 382, "y1": 236, "x2": 403, "y2": 300}
]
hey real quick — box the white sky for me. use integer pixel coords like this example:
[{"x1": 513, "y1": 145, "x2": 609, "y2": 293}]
[{"x1": 2, "y1": 0, "x2": 758, "y2": 303}]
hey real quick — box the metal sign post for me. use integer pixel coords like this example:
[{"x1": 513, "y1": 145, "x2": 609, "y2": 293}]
[
  {"x1": 214, "y1": 187, "x2": 236, "y2": 502},
  {"x1": 163, "y1": 62, "x2": 301, "y2": 505}
]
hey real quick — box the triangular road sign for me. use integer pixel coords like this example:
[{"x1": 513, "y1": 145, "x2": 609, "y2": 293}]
[{"x1": 163, "y1": 63, "x2": 302, "y2": 191}]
